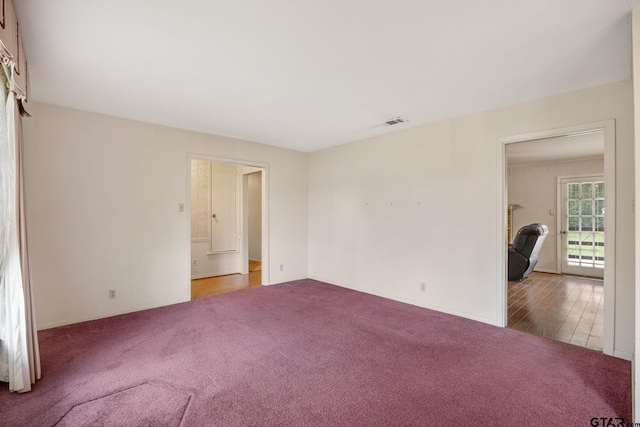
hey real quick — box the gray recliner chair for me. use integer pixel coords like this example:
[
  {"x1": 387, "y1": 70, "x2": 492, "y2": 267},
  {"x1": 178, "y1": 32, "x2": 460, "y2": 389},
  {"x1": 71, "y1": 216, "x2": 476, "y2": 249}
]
[{"x1": 508, "y1": 223, "x2": 549, "y2": 281}]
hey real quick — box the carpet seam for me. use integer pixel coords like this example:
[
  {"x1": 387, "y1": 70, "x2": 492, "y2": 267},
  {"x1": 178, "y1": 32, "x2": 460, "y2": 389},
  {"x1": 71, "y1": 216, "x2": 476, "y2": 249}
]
[{"x1": 53, "y1": 381, "x2": 193, "y2": 427}]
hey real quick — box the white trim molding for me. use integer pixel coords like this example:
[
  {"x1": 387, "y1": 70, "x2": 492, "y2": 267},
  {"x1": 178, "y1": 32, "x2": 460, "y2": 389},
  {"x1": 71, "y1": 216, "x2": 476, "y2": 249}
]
[
  {"x1": 497, "y1": 120, "x2": 616, "y2": 357},
  {"x1": 187, "y1": 153, "x2": 270, "y2": 301}
]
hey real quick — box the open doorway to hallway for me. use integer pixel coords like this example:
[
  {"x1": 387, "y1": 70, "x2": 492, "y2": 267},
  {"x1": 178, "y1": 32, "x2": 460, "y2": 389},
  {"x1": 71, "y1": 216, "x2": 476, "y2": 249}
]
[
  {"x1": 189, "y1": 158, "x2": 265, "y2": 299},
  {"x1": 504, "y1": 128, "x2": 611, "y2": 352}
]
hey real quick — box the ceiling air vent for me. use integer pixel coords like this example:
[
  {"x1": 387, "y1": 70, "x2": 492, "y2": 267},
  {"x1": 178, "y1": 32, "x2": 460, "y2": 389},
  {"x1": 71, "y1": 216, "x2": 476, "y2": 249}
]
[{"x1": 381, "y1": 116, "x2": 408, "y2": 126}]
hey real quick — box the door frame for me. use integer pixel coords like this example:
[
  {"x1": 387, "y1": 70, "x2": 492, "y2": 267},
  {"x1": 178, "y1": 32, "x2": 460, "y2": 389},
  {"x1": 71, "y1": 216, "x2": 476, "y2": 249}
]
[
  {"x1": 241, "y1": 170, "x2": 262, "y2": 275},
  {"x1": 187, "y1": 154, "x2": 270, "y2": 295},
  {"x1": 497, "y1": 120, "x2": 615, "y2": 356},
  {"x1": 556, "y1": 173, "x2": 605, "y2": 278}
]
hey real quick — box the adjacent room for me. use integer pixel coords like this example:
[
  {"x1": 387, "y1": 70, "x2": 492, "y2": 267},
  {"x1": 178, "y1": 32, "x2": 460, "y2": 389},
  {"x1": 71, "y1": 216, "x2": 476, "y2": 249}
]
[
  {"x1": 1, "y1": 1, "x2": 639, "y2": 425},
  {"x1": 505, "y1": 132, "x2": 608, "y2": 351},
  {"x1": 189, "y1": 158, "x2": 264, "y2": 299}
]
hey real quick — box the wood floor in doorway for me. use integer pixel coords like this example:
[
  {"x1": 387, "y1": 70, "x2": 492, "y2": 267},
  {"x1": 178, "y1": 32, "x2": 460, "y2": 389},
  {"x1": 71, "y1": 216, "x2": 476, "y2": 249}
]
[
  {"x1": 508, "y1": 272, "x2": 603, "y2": 351},
  {"x1": 191, "y1": 260, "x2": 262, "y2": 299}
]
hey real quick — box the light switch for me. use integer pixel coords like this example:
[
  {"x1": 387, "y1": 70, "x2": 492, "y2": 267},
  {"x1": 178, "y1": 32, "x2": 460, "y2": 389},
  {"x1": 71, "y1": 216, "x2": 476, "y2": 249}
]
[
  {"x1": 178, "y1": 203, "x2": 185, "y2": 212},
  {"x1": 549, "y1": 209, "x2": 555, "y2": 216}
]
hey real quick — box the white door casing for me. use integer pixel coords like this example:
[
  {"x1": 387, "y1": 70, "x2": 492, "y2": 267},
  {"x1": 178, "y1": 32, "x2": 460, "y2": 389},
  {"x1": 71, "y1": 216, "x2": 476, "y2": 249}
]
[
  {"x1": 497, "y1": 120, "x2": 615, "y2": 356},
  {"x1": 187, "y1": 154, "x2": 270, "y2": 296}
]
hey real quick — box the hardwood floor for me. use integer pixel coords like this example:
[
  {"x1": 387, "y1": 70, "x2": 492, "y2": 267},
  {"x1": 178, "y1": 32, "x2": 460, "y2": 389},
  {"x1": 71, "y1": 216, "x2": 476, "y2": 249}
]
[
  {"x1": 508, "y1": 272, "x2": 603, "y2": 351},
  {"x1": 191, "y1": 260, "x2": 262, "y2": 299}
]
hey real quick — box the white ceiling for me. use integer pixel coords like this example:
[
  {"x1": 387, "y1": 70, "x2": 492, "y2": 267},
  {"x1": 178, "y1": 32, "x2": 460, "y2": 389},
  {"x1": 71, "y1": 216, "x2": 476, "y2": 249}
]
[
  {"x1": 505, "y1": 132, "x2": 604, "y2": 166},
  {"x1": 14, "y1": 1, "x2": 639, "y2": 152}
]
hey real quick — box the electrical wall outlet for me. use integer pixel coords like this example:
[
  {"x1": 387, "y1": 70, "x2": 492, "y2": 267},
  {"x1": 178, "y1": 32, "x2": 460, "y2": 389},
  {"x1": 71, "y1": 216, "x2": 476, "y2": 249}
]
[
  {"x1": 109, "y1": 289, "x2": 116, "y2": 299},
  {"x1": 420, "y1": 282, "x2": 426, "y2": 292},
  {"x1": 192, "y1": 260, "x2": 197, "y2": 266},
  {"x1": 280, "y1": 264, "x2": 284, "y2": 271}
]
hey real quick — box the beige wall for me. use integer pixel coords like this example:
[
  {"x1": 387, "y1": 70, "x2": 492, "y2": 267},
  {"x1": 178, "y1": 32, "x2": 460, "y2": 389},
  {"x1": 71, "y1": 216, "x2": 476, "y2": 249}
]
[
  {"x1": 508, "y1": 158, "x2": 605, "y2": 273},
  {"x1": 308, "y1": 80, "x2": 634, "y2": 357},
  {"x1": 21, "y1": 80, "x2": 635, "y2": 360},
  {"x1": 23, "y1": 102, "x2": 308, "y2": 329}
]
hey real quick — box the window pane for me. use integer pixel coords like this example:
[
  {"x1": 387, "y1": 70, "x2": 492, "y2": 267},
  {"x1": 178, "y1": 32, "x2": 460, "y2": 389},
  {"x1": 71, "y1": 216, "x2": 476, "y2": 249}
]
[
  {"x1": 568, "y1": 217, "x2": 579, "y2": 231},
  {"x1": 564, "y1": 180, "x2": 605, "y2": 269},
  {"x1": 580, "y1": 244, "x2": 594, "y2": 257},
  {"x1": 594, "y1": 244, "x2": 605, "y2": 258},
  {"x1": 580, "y1": 233, "x2": 594, "y2": 245},
  {"x1": 568, "y1": 183, "x2": 579, "y2": 199},
  {"x1": 568, "y1": 200, "x2": 579, "y2": 215},
  {"x1": 595, "y1": 217, "x2": 604, "y2": 232}
]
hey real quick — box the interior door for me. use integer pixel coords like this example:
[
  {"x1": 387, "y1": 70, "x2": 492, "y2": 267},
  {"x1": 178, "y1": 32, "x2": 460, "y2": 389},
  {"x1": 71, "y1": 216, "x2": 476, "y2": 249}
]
[
  {"x1": 560, "y1": 175, "x2": 604, "y2": 278},
  {"x1": 210, "y1": 161, "x2": 238, "y2": 253}
]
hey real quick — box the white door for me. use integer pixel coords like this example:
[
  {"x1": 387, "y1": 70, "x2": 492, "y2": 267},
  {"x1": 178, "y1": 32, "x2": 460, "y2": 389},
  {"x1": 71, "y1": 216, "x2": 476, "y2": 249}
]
[
  {"x1": 210, "y1": 161, "x2": 238, "y2": 253},
  {"x1": 560, "y1": 176, "x2": 604, "y2": 278}
]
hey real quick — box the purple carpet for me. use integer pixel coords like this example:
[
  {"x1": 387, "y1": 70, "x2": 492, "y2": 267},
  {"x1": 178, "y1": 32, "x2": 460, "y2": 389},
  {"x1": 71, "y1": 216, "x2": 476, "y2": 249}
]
[{"x1": 0, "y1": 279, "x2": 631, "y2": 426}]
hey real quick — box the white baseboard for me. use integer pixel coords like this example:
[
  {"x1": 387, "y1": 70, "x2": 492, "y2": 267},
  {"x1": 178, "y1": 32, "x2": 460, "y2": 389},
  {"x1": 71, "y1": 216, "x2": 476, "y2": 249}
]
[
  {"x1": 308, "y1": 275, "x2": 499, "y2": 327},
  {"x1": 37, "y1": 297, "x2": 187, "y2": 330},
  {"x1": 191, "y1": 270, "x2": 240, "y2": 280},
  {"x1": 613, "y1": 350, "x2": 633, "y2": 361},
  {"x1": 533, "y1": 268, "x2": 559, "y2": 274}
]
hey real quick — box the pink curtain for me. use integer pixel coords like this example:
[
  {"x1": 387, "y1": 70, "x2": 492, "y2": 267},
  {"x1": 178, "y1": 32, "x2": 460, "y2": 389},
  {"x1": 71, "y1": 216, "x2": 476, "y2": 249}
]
[
  {"x1": 12, "y1": 83, "x2": 40, "y2": 389},
  {"x1": 0, "y1": 0, "x2": 39, "y2": 392}
]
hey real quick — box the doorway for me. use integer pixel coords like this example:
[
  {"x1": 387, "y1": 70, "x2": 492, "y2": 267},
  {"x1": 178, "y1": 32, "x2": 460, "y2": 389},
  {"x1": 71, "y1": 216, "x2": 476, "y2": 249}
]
[
  {"x1": 499, "y1": 121, "x2": 615, "y2": 355},
  {"x1": 244, "y1": 171, "x2": 262, "y2": 274},
  {"x1": 188, "y1": 156, "x2": 268, "y2": 299}
]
